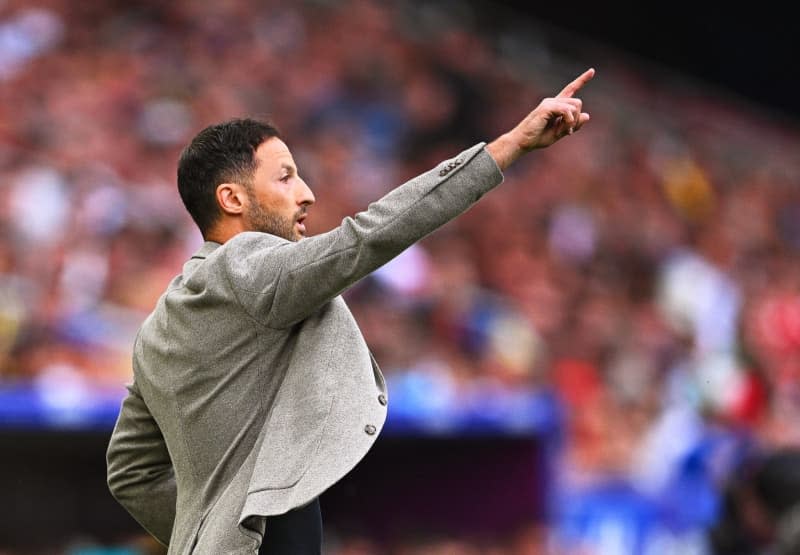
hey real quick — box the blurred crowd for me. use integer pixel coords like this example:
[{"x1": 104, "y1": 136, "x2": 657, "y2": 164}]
[{"x1": 2, "y1": 0, "x2": 800, "y2": 553}]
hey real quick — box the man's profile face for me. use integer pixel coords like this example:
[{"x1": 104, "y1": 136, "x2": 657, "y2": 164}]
[{"x1": 243, "y1": 137, "x2": 315, "y2": 242}]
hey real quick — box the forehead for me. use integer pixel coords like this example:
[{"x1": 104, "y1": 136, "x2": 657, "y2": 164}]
[{"x1": 255, "y1": 137, "x2": 295, "y2": 169}]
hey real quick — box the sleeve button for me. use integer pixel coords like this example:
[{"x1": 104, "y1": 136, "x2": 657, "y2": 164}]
[
  {"x1": 378, "y1": 394, "x2": 387, "y2": 406},
  {"x1": 364, "y1": 424, "x2": 377, "y2": 435}
]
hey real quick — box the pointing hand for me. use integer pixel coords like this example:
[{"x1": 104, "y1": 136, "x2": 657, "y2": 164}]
[{"x1": 487, "y1": 68, "x2": 595, "y2": 169}]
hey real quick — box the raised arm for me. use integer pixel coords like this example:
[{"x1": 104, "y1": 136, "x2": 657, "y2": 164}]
[
  {"x1": 220, "y1": 142, "x2": 502, "y2": 328},
  {"x1": 220, "y1": 69, "x2": 595, "y2": 328}
]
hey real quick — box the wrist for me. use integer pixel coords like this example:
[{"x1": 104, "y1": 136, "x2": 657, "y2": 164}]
[{"x1": 486, "y1": 132, "x2": 523, "y2": 171}]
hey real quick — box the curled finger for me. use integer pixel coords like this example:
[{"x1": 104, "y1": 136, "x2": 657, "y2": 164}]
[
  {"x1": 551, "y1": 100, "x2": 579, "y2": 128},
  {"x1": 573, "y1": 112, "x2": 591, "y2": 132}
]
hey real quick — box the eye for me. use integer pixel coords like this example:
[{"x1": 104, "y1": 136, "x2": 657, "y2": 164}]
[{"x1": 280, "y1": 174, "x2": 291, "y2": 183}]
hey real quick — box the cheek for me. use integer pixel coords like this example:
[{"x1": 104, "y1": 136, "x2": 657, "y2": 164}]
[
  {"x1": 282, "y1": 193, "x2": 298, "y2": 213},
  {"x1": 258, "y1": 186, "x2": 292, "y2": 210}
]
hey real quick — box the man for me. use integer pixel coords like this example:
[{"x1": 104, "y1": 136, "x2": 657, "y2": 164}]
[{"x1": 106, "y1": 68, "x2": 595, "y2": 554}]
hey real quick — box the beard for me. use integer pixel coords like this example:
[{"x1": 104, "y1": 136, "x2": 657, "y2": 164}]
[
  {"x1": 242, "y1": 183, "x2": 306, "y2": 242},
  {"x1": 244, "y1": 201, "x2": 303, "y2": 242}
]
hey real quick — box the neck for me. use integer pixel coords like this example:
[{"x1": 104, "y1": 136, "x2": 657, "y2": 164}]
[{"x1": 204, "y1": 219, "x2": 245, "y2": 245}]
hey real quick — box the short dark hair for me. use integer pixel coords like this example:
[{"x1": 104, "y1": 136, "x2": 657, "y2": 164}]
[{"x1": 177, "y1": 118, "x2": 281, "y2": 237}]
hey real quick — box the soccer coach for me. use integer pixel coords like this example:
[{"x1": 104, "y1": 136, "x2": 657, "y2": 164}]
[{"x1": 106, "y1": 68, "x2": 595, "y2": 554}]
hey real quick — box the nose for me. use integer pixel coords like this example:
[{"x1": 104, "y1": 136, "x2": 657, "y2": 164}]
[{"x1": 297, "y1": 177, "x2": 315, "y2": 207}]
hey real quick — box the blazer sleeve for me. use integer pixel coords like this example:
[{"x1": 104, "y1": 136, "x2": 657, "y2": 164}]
[
  {"x1": 106, "y1": 379, "x2": 176, "y2": 546},
  {"x1": 220, "y1": 142, "x2": 504, "y2": 328}
]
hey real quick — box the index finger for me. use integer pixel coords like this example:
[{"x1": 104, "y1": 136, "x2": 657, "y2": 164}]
[{"x1": 557, "y1": 68, "x2": 595, "y2": 98}]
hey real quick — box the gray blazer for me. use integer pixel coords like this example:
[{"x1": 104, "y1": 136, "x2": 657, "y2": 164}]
[{"x1": 106, "y1": 143, "x2": 503, "y2": 554}]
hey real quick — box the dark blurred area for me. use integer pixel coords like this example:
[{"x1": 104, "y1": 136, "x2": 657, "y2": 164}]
[
  {"x1": 1, "y1": 0, "x2": 799, "y2": 553},
  {"x1": 494, "y1": 1, "x2": 800, "y2": 121},
  {"x1": 710, "y1": 448, "x2": 800, "y2": 555}
]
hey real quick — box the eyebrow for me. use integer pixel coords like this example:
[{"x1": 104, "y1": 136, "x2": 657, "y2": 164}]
[{"x1": 280, "y1": 163, "x2": 297, "y2": 175}]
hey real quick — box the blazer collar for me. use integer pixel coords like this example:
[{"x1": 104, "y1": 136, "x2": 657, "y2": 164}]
[{"x1": 190, "y1": 241, "x2": 222, "y2": 260}]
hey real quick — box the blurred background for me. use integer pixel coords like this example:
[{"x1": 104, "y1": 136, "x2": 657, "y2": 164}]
[{"x1": 1, "y1": 0, "x2": 799, "y2": 553}]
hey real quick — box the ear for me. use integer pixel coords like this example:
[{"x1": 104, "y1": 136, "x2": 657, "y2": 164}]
[{"x1": 215, "y1": 182, "x2": 248, "y2": 216}]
